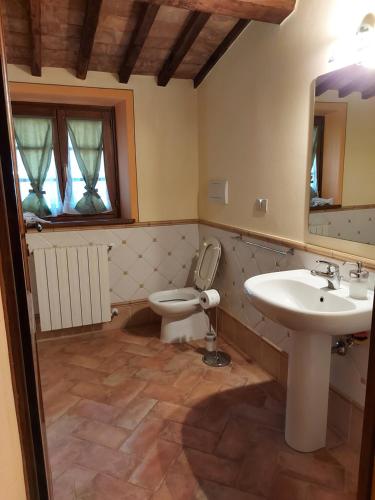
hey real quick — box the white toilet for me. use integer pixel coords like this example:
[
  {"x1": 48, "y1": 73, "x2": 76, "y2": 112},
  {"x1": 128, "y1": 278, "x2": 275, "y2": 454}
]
[{"x1": 148, "y1": 237, "x2": 221, "y2": 343}]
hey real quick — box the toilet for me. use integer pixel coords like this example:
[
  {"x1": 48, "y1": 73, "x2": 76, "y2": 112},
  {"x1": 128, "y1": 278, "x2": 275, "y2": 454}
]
[{"x1": 148, "y1": 237, "x2": 221, "y2": 343}]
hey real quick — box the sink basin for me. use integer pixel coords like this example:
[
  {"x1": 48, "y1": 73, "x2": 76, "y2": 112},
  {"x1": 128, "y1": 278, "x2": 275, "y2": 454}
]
[
  {"x1": 244, "y1": 269, "x2": 373, "y2": 453},
  {"x1": 244, "y1": 269, "x2": 373, "y2": 335}
]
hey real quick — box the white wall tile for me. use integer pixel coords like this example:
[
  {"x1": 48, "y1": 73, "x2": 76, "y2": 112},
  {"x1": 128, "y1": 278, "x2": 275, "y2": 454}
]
[{"x1": 199, "y1": 223, "x2": 373, "y2": 407}]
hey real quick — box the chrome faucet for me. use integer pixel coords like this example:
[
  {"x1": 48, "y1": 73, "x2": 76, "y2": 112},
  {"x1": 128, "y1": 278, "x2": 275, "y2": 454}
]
[{"x1": 311, "y1": 260, "x2": 341, "y2": 290}]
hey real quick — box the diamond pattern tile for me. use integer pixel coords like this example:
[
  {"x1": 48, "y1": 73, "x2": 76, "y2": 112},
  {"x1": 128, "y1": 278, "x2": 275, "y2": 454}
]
[
  {"x1": 26, "y1": 224, "x2": 199, "y2": 305},
  {"x1": 198, "y1": 223, "x2": 374, "y2": 409}
]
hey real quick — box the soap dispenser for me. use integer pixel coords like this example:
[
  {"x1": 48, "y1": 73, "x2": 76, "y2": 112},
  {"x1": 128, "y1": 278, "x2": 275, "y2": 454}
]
[{"x1": 348, "y1": 261, "x2": 369, "y2": 300}]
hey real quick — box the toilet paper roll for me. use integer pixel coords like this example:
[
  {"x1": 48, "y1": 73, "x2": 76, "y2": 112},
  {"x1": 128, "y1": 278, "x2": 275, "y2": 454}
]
[{"x1": 199, "y1": 289, "x2": 220, "y2": 310}]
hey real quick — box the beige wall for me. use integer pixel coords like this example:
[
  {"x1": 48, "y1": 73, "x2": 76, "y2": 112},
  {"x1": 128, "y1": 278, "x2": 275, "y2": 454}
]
[
  {"x1": 318, "y1": 90, "x2": 375, "y2": 206},
  {"x1": 197, "y1": 0, "x2": 375, "y2": 260},
  {"x1": 7, "y1": 66, "x2": 199, "y2": 222},
  {"x1": 0, "y1": 291, "x2": 26, "y2": 499}
]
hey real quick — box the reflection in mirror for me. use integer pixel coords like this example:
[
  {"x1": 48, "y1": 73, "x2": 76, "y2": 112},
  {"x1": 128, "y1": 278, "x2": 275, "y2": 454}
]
[{"x1": 308, "y1": 65, "x2": 375, "y2": 245}]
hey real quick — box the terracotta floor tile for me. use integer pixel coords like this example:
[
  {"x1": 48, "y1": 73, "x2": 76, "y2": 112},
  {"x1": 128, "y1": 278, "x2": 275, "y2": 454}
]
[
  {"x1": 231, "y1": 401, "x2": 284, "y2": 430},
  {"x1": 67, "y1": 353, "x2": 103, "y2": 370},
  {"x1": 120, "y1": 418, "x2": 166, "y2": 458},
  {"x1": 128, "y1": 355, "x2": 166, "y2": 370},
  {"x1": 162, "y1": 354, "x2": 192, "y2": 373},
  {"x1": 184, "y1": 381, "x2": 222, "y2": 407},
  {"x1": 149, "y1": 401, "x2": 205, "y2": 426},
  {"x1": 80, "y1": 473, "x2": 152, "y2": 500},
  {"x1": 236, "y1": 440, "x2": 281, "y2": 497},
  {"x1": 44, "y1": 392, "x2": 81, "y2": 425},
  {"x1": 135, "y1": 368, "x2": 178, "y2": 386},
  {"x1": 75, "y1": 442, "x2": 139, "y2": 481},
  {"x1": 38, "y1": 326, "x2": 358, "y2": 499},
  {"x1": 96, "y1": 353, "x2": 135, "y2": 374},
  {"x1": 129, "y1": 439, "x2": 181, "y2": 491},
  {"x1": 49, "y1": 436, "x2": 89, "y2": 481},
  {"x1": 108, "y1": 379, "x2": 148, "y2": 409},
  {"x1": 121, "y1": 342, "x2": 160, "y2": 357},
  {"x1": 62, "y1": 364, "x2": 104, "y2": 385},
  {"x1": 120, "y1": 328, "x2": 157, "y2": 346},
  {"x1": 73, "y1": 419, "x2": 130, "y2": 449},
  {"x1": 268, "y1": 472, "x2": 310, "y2": 500},
  {"x1": 160, "y1": 420, "x2": 219, "y2": 453},
  {"x1": 306, "y1": 485, "x2": 356, "y2": 500},
  {"x1": 47, "y1": 414, "x2": 86, "y2": 447},
  {"x1": 277, "y1": 451, "x2": 346, "y2": 490},
  {"x1": 70, "y1": 381, "x2": 112, "y2": 403},
  {"x1": 141, "y1": 382, "x2": 189, "y2": 405},
  {"x1": 68, "y1": 399, "x2": 122, "y2": 424},
  {"x1": 174, "y1": 448, "x2": 240, "y2": 487},
  {"x1": 115, "y1": 397, "x2": 157, "y2": 430},
  {"x1": 174, "y1": 366, "x2": 206, "y2": 389},
  {"x1": 196, "y1": 479, "x2": 262, "y2": 500},
  {"x1": 215, "y1": 417, "x2": 254, "y2": 460},
  {"x1": 152, "y1": 469, "x2": 200, "y2": 500},
  {"x1": 52, "y1": 465, "x2": 96, "y2": 500},
  {"x1": 102, "y1": 365, "x2": 139, "y2": 387}
]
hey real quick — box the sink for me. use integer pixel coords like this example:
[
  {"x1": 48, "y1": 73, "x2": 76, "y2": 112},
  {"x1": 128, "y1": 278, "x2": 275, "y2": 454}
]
[
  {"x1": 244, "y1": 269, "x2": 373, "y2": 452},
  {"x1": 245, "y1": 269, "x2": 372, "y2": 335}
]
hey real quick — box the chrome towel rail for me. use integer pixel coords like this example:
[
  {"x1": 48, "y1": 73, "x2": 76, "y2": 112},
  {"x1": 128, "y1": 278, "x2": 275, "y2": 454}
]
[{"x1": 232, "y1": 235, "x2": 294, "y2": 256}]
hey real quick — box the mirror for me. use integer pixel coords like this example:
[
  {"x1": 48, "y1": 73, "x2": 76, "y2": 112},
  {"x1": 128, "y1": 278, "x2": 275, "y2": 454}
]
[{"x1": 308, "y1": 64, "x2": 375, "y2": 245}]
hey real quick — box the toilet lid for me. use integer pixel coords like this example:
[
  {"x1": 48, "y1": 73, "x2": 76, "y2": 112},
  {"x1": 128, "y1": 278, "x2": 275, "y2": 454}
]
[{"x1": 194, "y1": 237, "x2": 221, "y2": 291}]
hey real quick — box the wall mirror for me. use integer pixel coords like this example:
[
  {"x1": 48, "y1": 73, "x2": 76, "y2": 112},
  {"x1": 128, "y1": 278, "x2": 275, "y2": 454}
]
[{"x1": 308, "y1": 64, "x2": 375, "y2": 245}]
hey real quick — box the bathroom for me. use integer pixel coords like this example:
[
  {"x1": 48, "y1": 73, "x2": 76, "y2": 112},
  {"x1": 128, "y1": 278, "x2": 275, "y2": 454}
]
[{"x1": 0, "y1": 0, "x2": 375, "y2": 498}]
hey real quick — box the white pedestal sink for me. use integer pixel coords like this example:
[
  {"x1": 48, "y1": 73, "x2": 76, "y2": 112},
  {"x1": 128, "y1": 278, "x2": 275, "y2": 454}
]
[{"x1": 244, "y1": 269, "x2": 373, "y2": 453}]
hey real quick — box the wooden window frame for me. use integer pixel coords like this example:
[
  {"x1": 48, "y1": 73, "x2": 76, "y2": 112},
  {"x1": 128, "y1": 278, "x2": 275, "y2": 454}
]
[
  {"x1": 12, "y1": 101, "x2": 121, "y2": 224},
  {"x1": 313, "y1": 115, "x2": 325, "y2": 197}
]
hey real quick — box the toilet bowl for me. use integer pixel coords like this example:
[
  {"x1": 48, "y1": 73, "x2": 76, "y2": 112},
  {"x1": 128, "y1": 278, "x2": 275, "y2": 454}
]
[{"x1": 148, "y1": 237, "x2": 221, "y2": 343}]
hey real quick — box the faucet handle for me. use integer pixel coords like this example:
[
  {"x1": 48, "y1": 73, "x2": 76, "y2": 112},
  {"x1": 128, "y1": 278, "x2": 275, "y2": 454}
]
[{"x1": 316, "y1": 260, "x2": 339, "y2": 273}]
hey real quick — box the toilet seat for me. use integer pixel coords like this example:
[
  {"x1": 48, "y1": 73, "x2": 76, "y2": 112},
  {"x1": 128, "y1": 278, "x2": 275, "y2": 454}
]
[{"x1": 148, "y1": 287, "x2": 200, "y2": 317}]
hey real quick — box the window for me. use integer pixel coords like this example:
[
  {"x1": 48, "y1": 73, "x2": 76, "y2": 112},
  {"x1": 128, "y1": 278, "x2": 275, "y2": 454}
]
[
  {"x1": 310, "y1": 115, "x2": 325, "y2": 200},
  {"x1": 12, "y1": 102, "x2": 119, "y2": 223}
]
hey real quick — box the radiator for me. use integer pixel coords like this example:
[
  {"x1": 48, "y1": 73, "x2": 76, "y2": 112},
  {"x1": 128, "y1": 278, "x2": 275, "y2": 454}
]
[{"x1": 32, "y1": 245, "x2": 112, "y2": 331}]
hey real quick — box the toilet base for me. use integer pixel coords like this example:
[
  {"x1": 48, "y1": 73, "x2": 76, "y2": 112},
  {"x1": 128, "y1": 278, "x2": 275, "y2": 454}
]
[{"x1": 160, "y1": 310, "x2": 209, "y2": 343}]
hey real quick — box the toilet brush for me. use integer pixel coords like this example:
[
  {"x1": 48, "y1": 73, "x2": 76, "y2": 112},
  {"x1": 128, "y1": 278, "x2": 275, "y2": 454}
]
[{"x1": 202, "y1": 306, "x2": 231, "y2": 368}]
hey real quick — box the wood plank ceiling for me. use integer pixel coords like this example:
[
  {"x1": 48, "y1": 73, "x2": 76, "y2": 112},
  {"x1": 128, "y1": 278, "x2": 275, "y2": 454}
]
[
  {"x1": 2, "y1": 0, "x2": 296, "y2": 87},
  {"x1": 316, "y1": 64, "x2": 375, "y2": 100}
]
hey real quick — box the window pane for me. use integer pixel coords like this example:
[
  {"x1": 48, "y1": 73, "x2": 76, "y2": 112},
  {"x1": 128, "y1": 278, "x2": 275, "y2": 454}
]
[
  {"x1": 15, "y1": 146, "x2": 63, "y2": 217},
  {"x1": 63, "y1": 131, "x2": 112, "y2": 214}
]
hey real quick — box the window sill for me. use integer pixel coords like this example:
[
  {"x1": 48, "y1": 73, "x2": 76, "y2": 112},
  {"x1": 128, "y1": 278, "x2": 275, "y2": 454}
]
[{"x1": 27, "y1": 218, "x2": 136, "y2": 232}]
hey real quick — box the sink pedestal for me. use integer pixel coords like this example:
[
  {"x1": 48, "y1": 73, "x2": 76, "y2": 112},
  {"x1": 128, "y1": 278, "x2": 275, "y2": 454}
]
[{"x1": 285, "y1": 332, "x2": 332, "y2": 452}]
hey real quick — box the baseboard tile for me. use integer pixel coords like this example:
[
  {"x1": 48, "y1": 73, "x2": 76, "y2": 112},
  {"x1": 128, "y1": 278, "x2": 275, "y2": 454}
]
[
  {"x1": 218, "y1": 307, "x2": 364, "y2": 451},
  {"x1": 36, "y1": 300, "x2": 160, "y2": 340}
]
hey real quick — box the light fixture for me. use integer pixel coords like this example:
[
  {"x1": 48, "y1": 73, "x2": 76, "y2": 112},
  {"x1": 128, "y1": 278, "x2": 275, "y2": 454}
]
[{"x1": 330, "y1": 13, "x2": 375, "y2": 68}]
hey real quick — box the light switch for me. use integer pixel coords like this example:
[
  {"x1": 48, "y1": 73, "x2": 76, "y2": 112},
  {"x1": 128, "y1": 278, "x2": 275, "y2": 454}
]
[
  {"x1": 208, "y1": 180, "x2": 228, "y2": 205},
  {"x1": 256, "y1": 198, "x2": 268, "y2": 212}
]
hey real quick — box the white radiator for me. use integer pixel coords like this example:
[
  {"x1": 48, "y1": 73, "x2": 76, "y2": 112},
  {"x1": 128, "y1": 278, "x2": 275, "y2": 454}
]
[{"x1": 32, "y1": 245, "x2": 112, "y2": 331}]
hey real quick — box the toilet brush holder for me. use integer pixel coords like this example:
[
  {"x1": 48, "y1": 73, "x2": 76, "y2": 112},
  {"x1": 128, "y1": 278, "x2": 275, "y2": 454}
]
[{"x1": 202, "y1": 306, "x2": 231, "y2": 368}]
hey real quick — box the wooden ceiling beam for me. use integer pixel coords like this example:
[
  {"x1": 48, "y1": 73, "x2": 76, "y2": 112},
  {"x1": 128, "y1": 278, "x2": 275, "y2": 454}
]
[
  {"x1": 158, "y1": 11, "x2": 209, "y2": 86},
  {"x1": 26, "y1": 0, "x2": 41, "y2": 76},
  {"x1": 142, "y1": 0, "x2": 296, "y2": 24},
  {"x1": 76, "y1": 0, "x2": 103, "y2": 80},
  {"x1": 194, "y1": 19, "x2": 250, "y2": 88},
  {"x1": 119, "y1": 3, "x2": 160, "y2": 84},
  {"x1": 362, "y1": 85, "x2": 375, "y2": 100},
  {"x1": 315, "y1": 65, "x2": 359, "y2": 97}
]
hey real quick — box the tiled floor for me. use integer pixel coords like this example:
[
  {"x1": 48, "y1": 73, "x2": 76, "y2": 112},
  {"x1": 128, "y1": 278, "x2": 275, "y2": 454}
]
[{"x1": 38, "y1": 324, "x2": 359, "y2": 500}]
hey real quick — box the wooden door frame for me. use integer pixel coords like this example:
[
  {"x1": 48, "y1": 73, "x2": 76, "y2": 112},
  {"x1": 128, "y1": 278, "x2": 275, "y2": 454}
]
[
  {"x1": 358, "y1": 293, "x2": 375, "y2": 500},
  {"x1": 0, "y1": 11, "x2": 49, "y2": 500}
]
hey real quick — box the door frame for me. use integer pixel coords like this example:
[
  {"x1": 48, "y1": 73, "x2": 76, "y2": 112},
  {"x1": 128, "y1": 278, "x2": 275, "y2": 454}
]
[
  {"x1": 0, "y1": 11, "x2": 49, "y2": 500},
  {"x1": 358, "y1": 294, "x2": 375, "y2": 500}
]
